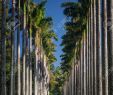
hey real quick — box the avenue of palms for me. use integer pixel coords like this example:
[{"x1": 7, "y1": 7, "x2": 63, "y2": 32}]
[{"x1": 0, "y1": 0, "x2": 113, "y2": 95}]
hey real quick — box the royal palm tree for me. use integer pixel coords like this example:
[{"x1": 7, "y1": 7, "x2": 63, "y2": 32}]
[
  {"x1": 96, "y1": 0, "x2": 103, "y2": 94},
  {"x1": 92, "y1": 0, "x2": 97, "y2": 94},
  {"x1": 107, "y1": 0, "x2": 112, "y2": 94},
  {"x1": 22, "y1": 0, "x2": 27, "y2": 95},
  {"x1": 29, "y1": 1, "x2": 57, "y2": 94},
  {"x1": 1, "y1": 0, "x2": 7, "y2": 95},
  {"x1": 60, "y1": 2, "x2": 83, "y2": 95},
  {"x1": 28, "y1": 1, "x2": 33, "y2": 95},
  {"x1": 109, "y1": 0, "x2": 113, "y2": 94},
  {"x1": 0, "y1": 0, "x2": 56, "y2": 95},
  {"x1": 102, "y1": 0, "x2": 108, "y2": 95},
  {"x1": 10, "y1": 0, "x2": 16, "y2": 95},
  {"x1": 17, "y1": 0, "x2": 21, "y2": 94}
]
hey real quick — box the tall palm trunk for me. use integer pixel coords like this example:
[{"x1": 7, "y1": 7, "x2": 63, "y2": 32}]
[
  {"x1": 78, "y1": 61, "x2": 81, "y2": 95},
  {"x1": 22, "y1": 0, "x2": 26, "y2": 95},
  {"x1": 90, "y1": 1, "x2": 94, "y2": 94},
  {"x1": 26, "y1": 1, "x2": 31, "y2": 94},
  {"x1": 29, "y1": 16, "x2": 32, "y2": 95},
  {"x1": 26, "y1": 30, "x2": 29, "y2": 95},
  {"x1": 68, "y1": 66, "x2": 70, "y2": 93},
  {"x1": 96, "y1": 0, "x2": 103, "y2": 94},
  {"x1": 78, "y1": 52, "x2": 81, "y2": 95},
  {"x1": 76, "y1": 61, "x2": 77, "y2": 95},
  {"x1": 102, "y1": 0, "x2": 108, "y2": 95},
  {"x1": 93, "y1": 0, "x2": 97, "y2": 94},
  {"x1": 83, "y1": 32, "x2": 86, "y2": 95},
  {"x1": 35, "y1": 32, "x2": 41, "y2": 95},
  {"x1": 110, "y1": 0, "x2": 113, "y2": 94},
  {"x1": 78, "y1": 60, "x2": 81, "y2": 95},
  {"x1": 76, "y1": 64, "x2": 79, "y2": 95},
  {"x1": 64, "y1": 81, "x2": 66, "y2": 95},
  {"x1": 17, "y1": 0, "x2": 21, "y2": 95},
  {"x1": 72, "y1": 65, "x2": 74, "y2": 95},
  {"x1": 25, "y1": 2, "x2": 29, "y2": 94},
  {"x1": 34, "y1": 47, "x2": 38, "y2": 95},
  {"x1": 69, "y1": 68, "x2": 71, "y2": 95},
  {"x1": 86, "y1": 15, "x2": 89, "y2": 95},
  {"x1": 34, "y1": 33, "x2": 40, "y2": 95},
  {"x1": 10, "y1": 0, "x2": 16, "y2": 95},
  {"x1": 87, "y1": 14, "x2": 89, "y2": 95},
  {"x1": 88, "y1": 6, "x2": 91, "y2": 95},
  {"x1": 80, "y1": 39, "x2": 84, "y2": 95},
  {"x1": 73, "y1": 59, "x2": 75, "y2": 95},
  {"x1": 28, "y1": 3, "x2": 32, "y2": 94},
  {"x1": 1, "y1": 0, "x2": 7, "y2": 95},
  {"x1": 107, "y1": 0, "x2": 113, "y2": 94}
]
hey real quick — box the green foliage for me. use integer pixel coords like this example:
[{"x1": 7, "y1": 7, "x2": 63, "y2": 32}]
[
  {"x1": 5, "y1": 0, "x2": 57, "y2": 94},
  {"x1": 49, "y1": 1, "x2": 91, "y2": 94},
  {"x1": 60, "y1": 0, "x2": 91, "y2": 77},
  {"x1": 29, "y1": 1, "x2": 57, "y2": 65},
  {"x1": 49, "y1": 67, "x2": 65, "y2": 95}
]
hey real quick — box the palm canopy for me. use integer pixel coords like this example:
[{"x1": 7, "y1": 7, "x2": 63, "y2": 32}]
[
  {"x1": 60, "y1": 1, "x2": 89, "y2": 79},
  {"x1": 29, "y1": 1, "x2": 57, "y2": 64},
  {"x1": 61, "y1": 2, "x2": 81, "y2": 18}
]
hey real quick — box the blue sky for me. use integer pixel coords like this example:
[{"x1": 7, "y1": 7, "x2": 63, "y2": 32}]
[{"x1": 45, "y1": 0, "x2": 77, "y2": 67}]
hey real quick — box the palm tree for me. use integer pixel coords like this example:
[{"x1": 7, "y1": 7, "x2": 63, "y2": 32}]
[
  {"x1": 105, "y1": 0, "x2": 113, "y2": 94},
  {"x1": 0, "y1": 0, "x2": 57, "y2": 95},
  {"x1": 22, "y1": 0, "x2": 27, "y2": 95},
  {"x1": 107, "y1": 0, "x2": 112, "y2": 94},
  {"x1": 88, "y1": 7, "x2": 91, "y2": 95},
  {"x1": 29, "y1": 1, "x2": 57, "y2": 95},
  {"x1": 28, "y1": 2, "x2": 32, "y2": 95},
  {"x1": 80, "y1": 41, "x2": 83, "y2": 95},
  {"x1": 1, "y1": 0, "x2": 7, "y2": 95},
  {"x1": 110, "y1": 0, "x2": 113, "y2": 94},
  {"x1": 102, "y1": 0, "x2": 108, "y2": 95},
  {"x1": 60, "y1": 2, "x2": 88, "y2": 95},
  {"x1": 96, "y1": 0, "x2": 103, "y2": 94},
  {"x1": 83, "y1": 31, "x2": 86, "y2": 95},
  {"x1": 10, "y1": 0, "x2": 16, "y2": 95},
  {"x1": 60, "y1": 7, "x2": 82, "y2": 74},
  {"x1": 90, "y1": 1, "x2": 94, "y2": 94},
  {"x1": 17, "y1": 0, "x2": 21, "y2": 94},
  {"x1": 25, "y1": 1, "x2": 30, "y2": 94},
  {"x1": 92, "y1": 0, "x2": 97, "y2": 94}
]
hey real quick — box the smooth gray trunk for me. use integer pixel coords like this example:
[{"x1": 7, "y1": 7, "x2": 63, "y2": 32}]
[
  {"x1": 83, "y1": 32, "x2": 86, "y2": 95},
  {"x1": 90, "y1": 1, "x2": 94, "y2": 94},
  {"x1": 89, "y1": 6, "x2": 91, "y2": 95},
  {"x1": 17, "y1": 0, "x2": 21, "y2": 95},
  {"x1": 29, "y1": 32, "x2": 32, "y2": 95},
  {"x1": 71, "y1": 63, "x2": 74, "y2": 95},
  {"x1": 102, "y1": 0, "x2": 108, "y2": 95},
  {"x1": 86, "y1": 16, "x2": 89, "y2": 95},
  {"x1": 93, "y1": 0, "x2": 97, "y2": 95},
  {"x1": 75, "y1": 65, "x2": 77, "y2": 95},
  {"x1": 80, "y1": 40, "x2": 83, "y2": 95},
  {"x1": 10, "y1": 0, "x2": 16, "y2": 94},
  {"x1": 107, "y1": 0, "x2": 112, "y2": 94},
  {"x1": 22, "y1": 3, "x2": 26, "y2": 94},
  {"x1": 97, "y1": 0, "x2": 103, "y2": 94},
  {"x1": 35, "y1": 48, "x2": 38, "y2": 95},
  {"x1": 87, "y1": 11, "x2": 90, "y2": 95},
  {"x1": 110, "y1": 0, "x2": 113, "y2": 94}
]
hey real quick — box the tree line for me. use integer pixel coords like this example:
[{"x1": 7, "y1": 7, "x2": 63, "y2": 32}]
[
  {"x1": 0, "y1": 0, "x2": 57, "y2": 95},
  {"x1": 51, "y1": 0, "x2": 113, "y2": 95}
]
